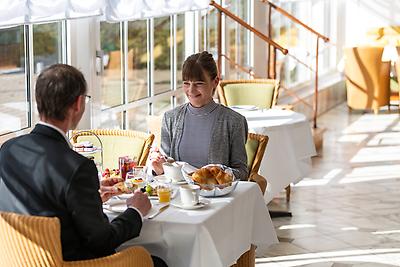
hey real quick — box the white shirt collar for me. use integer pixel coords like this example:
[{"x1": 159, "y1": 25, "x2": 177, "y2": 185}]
[{"x1": 37, "y1": 121, "x2": 73, "y2": 149}]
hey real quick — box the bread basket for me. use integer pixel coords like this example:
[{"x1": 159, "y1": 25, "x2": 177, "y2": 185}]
[{"x1": 181, "y1": 163, "x2": 238, "y2": 197}]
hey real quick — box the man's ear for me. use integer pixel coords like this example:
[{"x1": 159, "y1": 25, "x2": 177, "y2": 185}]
[{"x1": 72, "y1": 95, "x2": 84, "y2": 112}]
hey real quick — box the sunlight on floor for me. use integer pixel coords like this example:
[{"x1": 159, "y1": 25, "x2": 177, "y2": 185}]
[
  {"x1": 342, "y1": 114, "x2": 398, "y2": 134},
  {"x1": 294, "y1": 169, "x2": 342, "y2": 187},
  {"x1": 256, "y1": 248, "x2": 400, "y2": 266},
  {"x1": 339, "y1": 164, "x2": 400, "y2": 184}
]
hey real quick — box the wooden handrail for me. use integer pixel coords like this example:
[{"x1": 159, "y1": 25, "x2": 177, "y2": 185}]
[
  {"x1": 261, "y1": 0, "x2": 329, "y2": 43},
  {"x1": 210, "y1": 1, "x2": 288, "y2": 55}
]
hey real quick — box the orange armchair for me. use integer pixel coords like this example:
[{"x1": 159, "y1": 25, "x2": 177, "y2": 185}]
[
  {"x1": 0, "y1": 211, "x2": 153, "y2": 267},
  {"x1": 344, "y1": 46, "x2": 390, "y2": 114}
]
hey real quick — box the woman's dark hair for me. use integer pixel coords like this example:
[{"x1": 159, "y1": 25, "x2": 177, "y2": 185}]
[
  {"x1": 182, "y1": 51, "x2": 218, "y2": 82},
  {"x1": 35, "y1": 64, "x2": 87, "y2": 121}
]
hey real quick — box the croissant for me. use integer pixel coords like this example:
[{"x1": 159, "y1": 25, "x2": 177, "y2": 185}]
[{"x1": 192, "y1": 166, "x2": 233, "y2": 186}]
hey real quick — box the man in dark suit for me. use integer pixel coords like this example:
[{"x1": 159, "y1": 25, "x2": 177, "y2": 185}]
[{"x1": 0, "y1": 64, "x2": 166, "y2": 266}]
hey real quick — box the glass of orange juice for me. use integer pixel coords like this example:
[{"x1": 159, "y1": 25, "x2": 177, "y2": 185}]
[{"x1": 157, "y1": 184, "x2": 171, "y2": 203}]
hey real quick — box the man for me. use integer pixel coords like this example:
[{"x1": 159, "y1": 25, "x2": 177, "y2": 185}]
[{"x1": 0, "y1": 64, "x2": 166, "y2": 266}]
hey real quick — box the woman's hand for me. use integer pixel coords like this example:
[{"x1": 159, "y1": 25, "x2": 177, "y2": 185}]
[
  {"x1": 149, "y1": 147, "x2": 166, "y2": 175},
  {"x1": 99, "y1": 177, "x2": 123, "y2": 203}
]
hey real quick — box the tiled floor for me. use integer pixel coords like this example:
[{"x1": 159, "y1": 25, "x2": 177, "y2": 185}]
[{"x1": 257, "y1": 104, "x2": 400, "y2": 267}]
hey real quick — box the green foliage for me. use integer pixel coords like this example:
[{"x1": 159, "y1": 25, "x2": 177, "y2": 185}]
[{"x1": 33, "y1": 24, "x2": 59, "y2": 57}]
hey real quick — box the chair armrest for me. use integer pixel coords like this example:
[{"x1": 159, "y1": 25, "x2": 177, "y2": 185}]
[
  {"x1": 248, "y1": 173, "x2": 267, "y2": 195},
  {"x1": 63, "y1": 246, "x2": 153, "y2": 267}
]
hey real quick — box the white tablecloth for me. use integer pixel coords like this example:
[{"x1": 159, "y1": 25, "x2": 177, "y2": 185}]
[
  {"x1": 106, "y1": 182, "x2": 278, "y2": 267},
  {"x1": 235, "y1": 108, "x2": 317, "y2": 203}
]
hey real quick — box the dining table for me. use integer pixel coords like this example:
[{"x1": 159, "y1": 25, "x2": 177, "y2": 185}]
[
  {"x1": 104, "y1": 181, "x2": 278, "y2": 267},
  {"x1": 232, "y1": 107, "x2": 317, "y2": 203}
]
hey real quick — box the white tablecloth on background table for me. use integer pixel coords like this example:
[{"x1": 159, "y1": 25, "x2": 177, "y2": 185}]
[
  {"x1": 106, "y1": 182, "x2": 278, "y2": 267},
  {"x1": 234, "y1": 108, "x2": 317, "y2": 203}
]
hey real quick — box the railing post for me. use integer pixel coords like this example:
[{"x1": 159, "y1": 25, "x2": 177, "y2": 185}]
[
  {"x1": 267, "y1": 4, "x2": 272, "y2": 79},
  {"x1": 313, "y1": 37, "x2": 319, "y2": 129},
  {"x1": 217, "y1": 8, "x2": 222, "y2": 75}
]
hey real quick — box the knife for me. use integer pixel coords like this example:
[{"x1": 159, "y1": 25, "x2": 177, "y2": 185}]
[{"x1": 148, "y1": 204, "x2": 169, "y2": 219}]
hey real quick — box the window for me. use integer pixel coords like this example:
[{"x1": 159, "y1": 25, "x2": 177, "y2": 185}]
[
  {"x1": 99, "y1": 15, "x2": 187, "y2": 132},
  {"x1": 0, "y1": 22, "x2": 64, "y2": 137},
  {"x1": 225, "y1": 0, "x2": 250, "y2": 79},
  {"x1": 0, "y1": 26, "x2": 27, "y2": 135},
  {"x1": 271, "y1": 0, "x2": 334, "y2": 87},
  {"x1": 128, "y1": 20, "x2": 148, "y2": 102},
  {"x1": 153, "y1": 17, "x2": 172, "y2": 95},
  {"x1": 100, "y1": 22, "x2": 122, "y2": 109}
]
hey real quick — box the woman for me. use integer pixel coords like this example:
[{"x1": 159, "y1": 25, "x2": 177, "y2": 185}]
[{"x1": 151, "y1": 51, "x2": 248, "y2": 181}]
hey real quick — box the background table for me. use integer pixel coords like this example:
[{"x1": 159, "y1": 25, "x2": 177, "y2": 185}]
[
  {"x1": 106, "y1": 182, "x2": 278, "y2": 267},
  {"x1": 235, "y1": 108, "x2": 317, "y2": 203}
]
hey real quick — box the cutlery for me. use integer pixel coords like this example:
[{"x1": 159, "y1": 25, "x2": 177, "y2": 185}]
[{"x1": 148, "y1": 204, "x2": 169, "y2": 219}]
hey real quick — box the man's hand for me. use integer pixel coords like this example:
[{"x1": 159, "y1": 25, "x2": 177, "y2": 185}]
[
  {"x1": 126, "y1": 190, "x2": 151, "y2": 216},
  {"x1": 149, "y1": 147, "x2": 166, "y2": 175},
  {"x1": 99, "y1": 177, "x2": 123, "y2": 203}
]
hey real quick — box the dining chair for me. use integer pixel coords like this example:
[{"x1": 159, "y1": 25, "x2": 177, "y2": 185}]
[
  {"x1": 344, "y1": 46, "x2": 390, "y2": 114},
  {"x1": 71, "y1": 129, "x2": 154, "y2": 169},
  {"x1": 218, "y1": 79, "x2": 280, "y2": 109},
  {"x1": 246, "y1": 133, "x2": 269, "y2": 195},
  {"x1": 0, "y1": 211, "x2": 153, "y2": 267}
]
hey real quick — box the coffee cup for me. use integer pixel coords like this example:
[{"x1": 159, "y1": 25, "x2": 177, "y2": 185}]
[
  {"x1": 163, "y1": 162, "x2": 184, "y2": 182},
  {"x1": 179, "y1": 184, "x2": 200, "y2": 207}
]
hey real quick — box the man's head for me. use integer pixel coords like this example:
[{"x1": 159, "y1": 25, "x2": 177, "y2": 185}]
[{"x1": 35, "y1": 64, "x2": 87, "y2": 128}]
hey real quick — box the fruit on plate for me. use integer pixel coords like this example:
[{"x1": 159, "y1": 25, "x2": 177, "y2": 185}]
[
  {"x1": 114, "y1": 181, "x2": 132, "y2": 194},
  {"x1": 102, "y1": 168, "x2": 121, "y2": 179}
]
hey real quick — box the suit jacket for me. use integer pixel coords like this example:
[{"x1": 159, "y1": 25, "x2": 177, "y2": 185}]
[
  {"x1": 0, "y1": 124, "x2": 142, "y2": 261},
  {"x1": 161, "y1": 103, "x2": 249, "y2": 181}
]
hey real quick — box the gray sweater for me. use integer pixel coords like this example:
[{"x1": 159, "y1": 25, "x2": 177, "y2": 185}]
[{"x1": 161, "y1": 103, "x2": 249, "y2": 181}]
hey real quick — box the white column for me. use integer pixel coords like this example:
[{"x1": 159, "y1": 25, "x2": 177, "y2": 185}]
[{"x1": 67, "y1": 17, "x2": 100, "y2": 129}]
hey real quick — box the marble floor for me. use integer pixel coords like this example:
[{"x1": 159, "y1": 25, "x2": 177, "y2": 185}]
[{"x1": 257, "y1": 103, "x2": 400, "y2": 267}]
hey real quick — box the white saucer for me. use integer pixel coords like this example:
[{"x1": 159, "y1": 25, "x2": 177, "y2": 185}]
[
  {"x1": 230, "y1": 105, "x2": 258, "y2": 111},
  {"x1": 172, "y1": 179, "x2": 187, "y2": 185},
  {"x1": 170, "y1": 199, "x2": 209, "y2": 210}
]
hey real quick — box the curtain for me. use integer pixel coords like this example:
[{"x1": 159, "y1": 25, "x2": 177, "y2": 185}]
[{"x1": 0, "y1": 0, "x2": 209, "y2": 28}]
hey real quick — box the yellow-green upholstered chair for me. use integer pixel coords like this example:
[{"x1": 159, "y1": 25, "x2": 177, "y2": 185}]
[
  {"x1": 245, "y1": 133, "x2": 269, "y2": 195},
  {"x1": 218, "y1": 79, "x2": 280, "y2": 109},
  {"x1": 230, "y1": 133, "x2": 269, "y2": 267},
  {"x1": 71, "y1": 129, "x2": 154, "y2": 169},
  {"x1": 0, "y1": 211, "x2": 153, "y2": 267}
]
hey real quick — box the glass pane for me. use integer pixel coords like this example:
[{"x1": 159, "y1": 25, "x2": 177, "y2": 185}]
[
  {"x1": 127, "y1": 105, "x2": 148, "y2": 132},
  {"x1": 154, "y1": 17, "x2": 171, "y2": 95},
  {"x1": 153, "y1": 97, "x2": 171, "y2": 116},
  {"x1": 33, "y1": 22, "x2": 62, "y2": 76},
  {"x1": 176, "y1": 14, "x2": 185, "y2": 85},
  {"x1": 226, "y1": 0, "x2": 249, "y2": 79},
  {"x1": 199, "y1": 10, "x2": 207, "y2": 51},
  {"x1": 207, "y1": 8, "x2": 218, "y2": 58},
  {"x1": 0, "y1": 26, "x2": 28, "y2": 135},
  {"x1": 99, "y1": 111, "x2": 123, "y2": 129},
  {"x1": 128, "y1": 20, "x2": 148, "y2": 102},
  {"x1": 101, "y1": 22, "x2": 122, "y2": 109}
]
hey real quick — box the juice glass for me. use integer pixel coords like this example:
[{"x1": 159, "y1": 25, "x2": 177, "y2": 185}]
[{"x1": 157, "y1": 185, "x2": 171, "y2": 203}]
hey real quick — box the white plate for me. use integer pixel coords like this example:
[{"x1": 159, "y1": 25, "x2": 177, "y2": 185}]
[
  {"x1": 170, "y1": 199, "x2": 209, "y2": 210},
  {"x1": 103, "y1": 202, "x2": 165, "y2": 219},
  {"x1": 230, "y1": 105, "x2": 258, "y2": 111}
]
